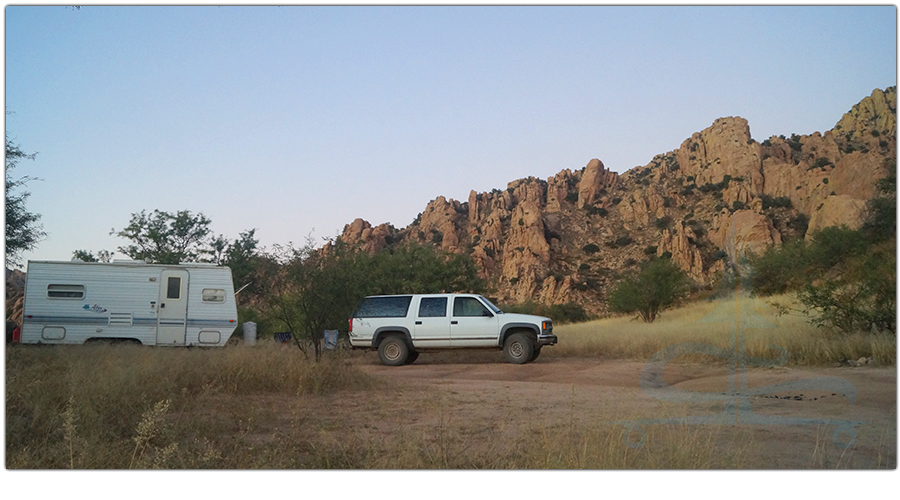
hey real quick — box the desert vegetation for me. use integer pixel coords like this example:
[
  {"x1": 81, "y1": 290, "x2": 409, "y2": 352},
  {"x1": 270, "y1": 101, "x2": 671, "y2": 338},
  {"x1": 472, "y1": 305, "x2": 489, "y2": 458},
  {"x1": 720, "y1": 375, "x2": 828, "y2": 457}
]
[
  {"x1": 7, "y1": 290, "x2": 894, "y2": 469},
  {"x1": 550, "y1": 293, "x2": 895, "y2": 366},
  {"x1": 6, "y1": 343, "x2": 377, "y2": 468},
  {"x1": 747, "y1": 172, "x2": 895, "y2": 335}
]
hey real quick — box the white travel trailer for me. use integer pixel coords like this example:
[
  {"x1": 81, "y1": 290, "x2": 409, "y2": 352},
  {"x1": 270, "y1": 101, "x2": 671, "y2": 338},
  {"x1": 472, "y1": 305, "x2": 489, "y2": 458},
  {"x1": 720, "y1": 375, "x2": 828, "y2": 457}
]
[{"x1": 20, "y1": 260, "x2": 238, "y2": 346}]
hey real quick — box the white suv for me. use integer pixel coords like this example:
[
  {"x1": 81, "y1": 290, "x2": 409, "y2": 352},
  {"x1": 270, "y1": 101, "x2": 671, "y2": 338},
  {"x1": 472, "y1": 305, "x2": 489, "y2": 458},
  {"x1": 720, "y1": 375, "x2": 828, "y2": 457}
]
[{"x1": 349, "y1": 293, "x2": 557, "y2": 366}]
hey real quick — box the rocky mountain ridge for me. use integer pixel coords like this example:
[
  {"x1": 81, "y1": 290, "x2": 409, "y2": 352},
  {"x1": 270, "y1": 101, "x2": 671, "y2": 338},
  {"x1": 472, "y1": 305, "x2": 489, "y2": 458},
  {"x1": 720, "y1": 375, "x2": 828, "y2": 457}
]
[
  {"x1": 340, "y1": 87, "x2": 897, "y2": 315},
  {"x1": 338, "y1": 87, "x2": 895, "y2": 315},
  {"x1": 347, "y1": 88, "x2": 893, "y2": 314}
]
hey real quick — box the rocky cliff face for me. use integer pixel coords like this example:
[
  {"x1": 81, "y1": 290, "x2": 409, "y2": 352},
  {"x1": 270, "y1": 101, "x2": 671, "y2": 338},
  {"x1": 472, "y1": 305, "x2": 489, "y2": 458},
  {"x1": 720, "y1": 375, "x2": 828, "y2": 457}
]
[{"x1": 335, "y1": 88, "x2": 896, "y2": 315}]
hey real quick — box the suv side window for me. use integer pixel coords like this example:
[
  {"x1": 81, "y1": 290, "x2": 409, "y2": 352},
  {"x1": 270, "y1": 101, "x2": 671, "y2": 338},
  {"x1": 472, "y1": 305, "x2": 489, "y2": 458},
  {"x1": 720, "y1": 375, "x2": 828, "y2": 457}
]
[
  {"x1": 355, "y1": 296, "x2": 413, "y2": 318},
  {"x1": 418, "y1": 297, "x2": 448, "y2": 317},
  {"x1": 453, "y1": 297, "x2": 491, "y2": 317}
]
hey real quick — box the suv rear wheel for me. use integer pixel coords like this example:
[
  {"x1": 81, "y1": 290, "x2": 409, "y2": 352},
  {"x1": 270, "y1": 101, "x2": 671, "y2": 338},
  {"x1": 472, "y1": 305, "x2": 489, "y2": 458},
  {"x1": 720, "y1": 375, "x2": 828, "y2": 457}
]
[
  {"x1": 378, "y1": 335, "x2": 410, "y2": 366},
  {"x1": 503, "y1": 332, "x2": 534, "y2": 364}
]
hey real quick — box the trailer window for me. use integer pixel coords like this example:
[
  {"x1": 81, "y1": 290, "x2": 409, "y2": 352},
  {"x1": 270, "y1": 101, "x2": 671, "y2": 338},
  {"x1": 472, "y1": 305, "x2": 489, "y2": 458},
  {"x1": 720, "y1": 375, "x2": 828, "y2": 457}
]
[
  {"x1": 47, "y1": 284, "x2": 85, "y2": 299},
  {"x1": 166, "y1": 277, "x2": 182, "y2": 299},
  {"x1": 202, "y1": 288, "x2": 225, "y2": 303}
]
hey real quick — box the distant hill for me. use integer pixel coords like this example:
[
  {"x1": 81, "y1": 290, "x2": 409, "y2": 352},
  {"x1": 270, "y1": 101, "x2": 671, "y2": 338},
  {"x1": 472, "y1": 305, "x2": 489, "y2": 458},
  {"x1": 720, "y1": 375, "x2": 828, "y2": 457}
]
[{"x1": 335, "y1": 87, "x2": 896, "y2": 315}]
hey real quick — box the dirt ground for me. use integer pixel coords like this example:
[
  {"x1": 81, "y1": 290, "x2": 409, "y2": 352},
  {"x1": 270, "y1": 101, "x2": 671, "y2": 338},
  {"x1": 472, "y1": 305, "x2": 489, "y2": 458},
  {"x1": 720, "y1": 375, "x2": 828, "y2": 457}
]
[{"x1": 299, "y1": 352, "x2": 896, "y2": 469}]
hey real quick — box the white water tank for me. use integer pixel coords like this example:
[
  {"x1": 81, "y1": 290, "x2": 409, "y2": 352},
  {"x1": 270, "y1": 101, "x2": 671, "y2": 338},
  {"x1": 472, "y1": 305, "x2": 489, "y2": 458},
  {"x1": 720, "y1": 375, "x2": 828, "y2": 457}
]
[{"x1": 243, "y1": 321, "x2": 257, "y2": 346}]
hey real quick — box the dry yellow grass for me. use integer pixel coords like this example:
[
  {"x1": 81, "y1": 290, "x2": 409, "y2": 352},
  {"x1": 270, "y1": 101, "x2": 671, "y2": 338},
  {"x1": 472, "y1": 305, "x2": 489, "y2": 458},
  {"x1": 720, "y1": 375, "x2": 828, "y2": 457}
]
[
  {"x1": 549, "y1": 293, "x2": 896, "y2": 366},
  {"x1": 5, "y1": 295, "x2": 894, "y2": 469},
  {"x1": 5, "y1": 341, "x2": 378, "y2": 468},
  {"x1": 6, "y1": 341, "x2": 754, "y2": 469}
]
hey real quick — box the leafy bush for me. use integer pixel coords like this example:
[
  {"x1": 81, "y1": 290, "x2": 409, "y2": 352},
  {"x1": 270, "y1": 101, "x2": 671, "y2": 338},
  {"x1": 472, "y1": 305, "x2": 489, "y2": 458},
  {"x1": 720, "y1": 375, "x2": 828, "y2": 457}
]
[
  {"x1": 797, "y1": 242, "x2": 895, "y2": 334},
  {"x1": 582, "y1": 243, "x2": 600, "y2": 254},
  {"x1": 861, "y1": 174, "x2": 896, "y2": 242},
  {"x1": 746, "y1": 239, "x2": 810, "y2": 296},
  {"x1": 608, "y1": 257, "x2": 689, "y2": 323},
  {"x1": 812, "y1": 157, "x2": 833, "y2": 170},
  {"x1": 585, "y1": 205, "x2": 608, "y2": 217},
  {"x1": 747, "y1": 215, "x2": 895, "y2": 335},
  {"x1": 760, "y1": 194, "x2": 793, "y2": 209},
  {"x1": 501, "y1": 301, "x2": 590, "y2": 324},
  {"x1": 606, "y1": 235, "x2": 633, "y2": 249}
]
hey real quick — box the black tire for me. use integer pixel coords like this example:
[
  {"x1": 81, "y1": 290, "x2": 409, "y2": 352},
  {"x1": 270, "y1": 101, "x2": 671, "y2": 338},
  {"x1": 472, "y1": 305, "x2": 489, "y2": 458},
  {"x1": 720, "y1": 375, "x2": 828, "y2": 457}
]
[
  {"x1": 503, "y1": 332, "x2": 535, "y2": 364},
  {"x1": 405, "y1": 350, "x2": 420, "y2": 365},
  {"x1": 377, "y1": 335, "x2": 410, "y2": 366},
  {"x1": 529, "y1": 346, "x2": 542, "y2": 362}
]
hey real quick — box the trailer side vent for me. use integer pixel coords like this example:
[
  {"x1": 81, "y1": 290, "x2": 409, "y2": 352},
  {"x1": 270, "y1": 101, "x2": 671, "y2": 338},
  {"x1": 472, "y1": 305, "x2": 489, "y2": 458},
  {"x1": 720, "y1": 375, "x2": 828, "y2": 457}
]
[{"x1": 108, "y1": 312, "x2": 134, "y2": 327}]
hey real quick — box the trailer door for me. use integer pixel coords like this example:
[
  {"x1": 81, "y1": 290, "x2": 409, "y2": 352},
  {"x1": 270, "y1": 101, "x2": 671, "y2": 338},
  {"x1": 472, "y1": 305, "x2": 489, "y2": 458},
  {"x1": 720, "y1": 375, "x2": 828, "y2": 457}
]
[{"x1": 157, "y1": 270, "x2": 189, "y2": 345}]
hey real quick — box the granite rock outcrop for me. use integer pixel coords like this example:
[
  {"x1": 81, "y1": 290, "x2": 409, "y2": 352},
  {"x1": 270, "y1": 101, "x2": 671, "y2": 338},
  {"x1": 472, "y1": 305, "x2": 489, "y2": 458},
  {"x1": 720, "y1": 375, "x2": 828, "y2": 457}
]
[{"x1": 335, "y1": 88, "x2": 896, "y2": 315}]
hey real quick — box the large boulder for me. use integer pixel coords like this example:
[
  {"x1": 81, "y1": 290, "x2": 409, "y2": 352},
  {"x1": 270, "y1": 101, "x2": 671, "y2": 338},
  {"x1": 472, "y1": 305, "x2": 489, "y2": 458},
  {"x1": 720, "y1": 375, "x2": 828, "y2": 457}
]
[
  {"x1": 577, "y1": 159, "x2": 618, "y2": 209},
  {"x1": 806, "y1": 195, "x2": 868, "y2": 237},
  {"x1": 710, "y1": 210, "x2": 782, "y2": 264}
]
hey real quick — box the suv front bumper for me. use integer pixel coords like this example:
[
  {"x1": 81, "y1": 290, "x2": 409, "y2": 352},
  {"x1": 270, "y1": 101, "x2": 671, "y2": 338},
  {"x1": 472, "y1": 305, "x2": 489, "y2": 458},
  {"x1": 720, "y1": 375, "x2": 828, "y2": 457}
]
[{"x1": 537, "y1": 334, "x2": 558, "y2": 346}]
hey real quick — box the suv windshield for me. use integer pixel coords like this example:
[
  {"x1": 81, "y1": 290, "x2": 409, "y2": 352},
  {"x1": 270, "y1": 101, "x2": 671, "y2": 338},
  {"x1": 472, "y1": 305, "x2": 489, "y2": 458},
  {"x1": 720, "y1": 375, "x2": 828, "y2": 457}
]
[{"x1": 478, "y1": 296, "x2": 504, "y2": 314}]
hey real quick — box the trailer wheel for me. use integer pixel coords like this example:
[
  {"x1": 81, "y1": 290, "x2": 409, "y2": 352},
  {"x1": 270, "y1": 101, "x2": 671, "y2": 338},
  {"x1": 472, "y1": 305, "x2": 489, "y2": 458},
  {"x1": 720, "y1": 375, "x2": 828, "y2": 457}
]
[{"x1": 377, "y1": 335, "x2": 409, "y2": 366}]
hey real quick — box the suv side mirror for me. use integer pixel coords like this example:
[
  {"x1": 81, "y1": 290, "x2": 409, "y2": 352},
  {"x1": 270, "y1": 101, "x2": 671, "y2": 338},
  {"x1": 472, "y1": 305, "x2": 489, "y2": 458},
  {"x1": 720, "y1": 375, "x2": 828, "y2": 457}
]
[{"x1": 482, "y1": 310, "x2": 493, "y2": 317}]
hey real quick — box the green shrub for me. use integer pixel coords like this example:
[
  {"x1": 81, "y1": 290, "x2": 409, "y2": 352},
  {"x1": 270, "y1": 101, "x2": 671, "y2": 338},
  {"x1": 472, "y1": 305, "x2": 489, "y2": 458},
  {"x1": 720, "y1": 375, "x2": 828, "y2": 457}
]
[
  {"x1": 608, "y1": 257, "x2": 689, "y2": 323},
  {"x1": 797, "y1": 242, "x2": 895, "y2": 334},
  {"x1": 812, "y1": 157, "x2": 833, "y2": 169},
  {"x1": 501, "y1": 301, "x2": 590, "y2": 324},
  {"x1": 606, "y1": 235, "x2": 633, "y2": 249},
  {"x1": 760, "y1": 194, "x2": 792, "y2": 209},
  {"x1": 861, "y1": 174, "x2": 896, "y2": 242},
  {"x1": 585, "y1": 205, "x2": 608, "y2": 217},
  {"x1": 746, "y1": 239, "x2": 809, "y2": 296},
  {"x1": 582, "y1": 243, "x2": 600, "y2": 254}
]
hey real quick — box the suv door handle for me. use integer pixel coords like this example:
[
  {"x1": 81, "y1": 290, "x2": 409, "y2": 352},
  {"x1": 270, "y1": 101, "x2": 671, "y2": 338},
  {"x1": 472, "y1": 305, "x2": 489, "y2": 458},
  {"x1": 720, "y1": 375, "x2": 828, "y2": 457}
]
[
  {"x1": 415, "y1": 321, "x2": 422, "y2": 325},
  {"x1": 451, "y1": 321, "x2": 458, "y2": 325}
]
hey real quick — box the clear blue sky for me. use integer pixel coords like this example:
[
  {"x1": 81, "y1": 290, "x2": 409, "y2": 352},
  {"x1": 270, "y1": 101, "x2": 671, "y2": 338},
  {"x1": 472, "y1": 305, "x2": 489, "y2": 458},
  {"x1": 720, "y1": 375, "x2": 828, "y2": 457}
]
[{"x1": 5, "y1": 5, "x2": 897, "y2": 265}]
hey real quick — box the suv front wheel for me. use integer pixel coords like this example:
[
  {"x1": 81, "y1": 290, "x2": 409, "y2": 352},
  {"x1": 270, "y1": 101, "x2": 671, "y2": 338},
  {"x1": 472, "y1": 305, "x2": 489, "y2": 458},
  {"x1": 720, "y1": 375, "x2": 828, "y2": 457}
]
[
  {"x1": 378, "y1": 335, "x2": 410, "y2": 366},
  {"x1": 503, "y1": 332, "x2": 535, "y2": 364}
]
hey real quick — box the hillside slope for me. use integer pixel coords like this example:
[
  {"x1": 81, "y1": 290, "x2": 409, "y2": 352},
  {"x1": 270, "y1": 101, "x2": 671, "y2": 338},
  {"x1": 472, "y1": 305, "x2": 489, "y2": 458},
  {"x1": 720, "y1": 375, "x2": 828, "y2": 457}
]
[{"x1": 337, "y1": 87, "x2": 896, "y2": 315}]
